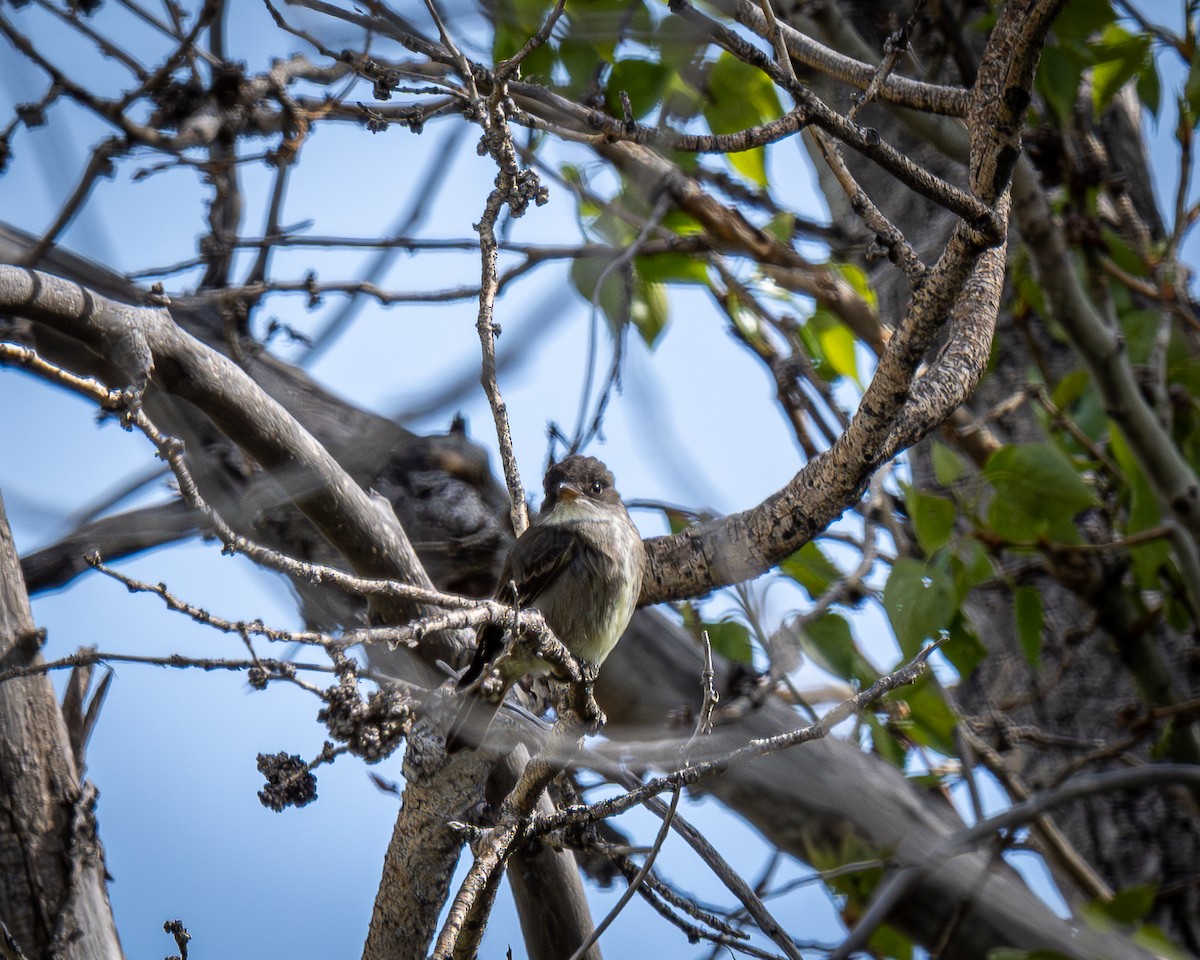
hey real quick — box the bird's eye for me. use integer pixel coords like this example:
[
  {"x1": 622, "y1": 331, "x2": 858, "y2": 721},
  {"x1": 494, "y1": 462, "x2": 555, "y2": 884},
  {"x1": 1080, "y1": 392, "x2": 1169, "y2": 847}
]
[{"x1": 590, "y1": 480, "x2": 604, "y2": 494}]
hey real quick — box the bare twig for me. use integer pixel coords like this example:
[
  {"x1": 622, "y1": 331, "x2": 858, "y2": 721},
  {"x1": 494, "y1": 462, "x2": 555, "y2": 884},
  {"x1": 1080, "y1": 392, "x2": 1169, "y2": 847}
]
[
  {"x1": 830, "y1": 765, "x2": 1200, "y2": 960},
  {"x1": 534, "y1": 641, "x2": 943, "y2": 835},
  {"x1": 565, "y1": 786, "x2": 682, "y2": 960}
]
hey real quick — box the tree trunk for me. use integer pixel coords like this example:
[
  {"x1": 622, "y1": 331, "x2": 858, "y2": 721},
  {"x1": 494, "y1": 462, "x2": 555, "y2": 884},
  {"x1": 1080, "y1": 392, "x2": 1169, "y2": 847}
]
[{"x1": 0, "y1": 488, "x2": 123, "y2": 959}]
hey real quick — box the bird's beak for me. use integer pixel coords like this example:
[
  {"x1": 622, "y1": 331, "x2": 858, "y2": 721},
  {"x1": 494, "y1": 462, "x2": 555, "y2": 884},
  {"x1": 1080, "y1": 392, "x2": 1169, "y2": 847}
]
[{"x1": 556, "y1": 482, "x2": 582, "y2": 503}]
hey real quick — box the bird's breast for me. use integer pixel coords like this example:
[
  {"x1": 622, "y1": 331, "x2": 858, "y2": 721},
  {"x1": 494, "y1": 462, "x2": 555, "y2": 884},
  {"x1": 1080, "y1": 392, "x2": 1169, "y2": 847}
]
[{"x1": 535, "y1": 517, "x2": 644, "y2": 668}]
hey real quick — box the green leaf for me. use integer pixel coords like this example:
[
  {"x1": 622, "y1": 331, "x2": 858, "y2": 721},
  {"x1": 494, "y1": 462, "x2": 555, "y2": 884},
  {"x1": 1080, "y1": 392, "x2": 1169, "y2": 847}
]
[
  {"x1": 833, "y1": 262, "x2": 878, "y2": 310},
  {"x1": 1131, "y1": 924, "x2": 1190, "y2": 960},
  {"x1": 958, "y1": 538, "x2": 995, "y2": 589},
  {"x1": 799, "y1": 308, "x2": 859, "y2": 382},
  {"x1": 655, "y1": 15, "x2": 706, "y2": 82},
  {"x1": 983, "y1": 443, "x2": 1098, "y2": 542},
  {"x1": 1186, "y1": 47, "x2": 1200, "y2": 122},
  {"x1": 895, "y1": 675, "x2": 957, "y2": 756},
  {"x1": 1051, "y1": 369, "x2": 1089, "y2": 410},
  {"x1": 800, "y1": 613, "x2": 878, "y2": 685},
  {"x1": 941, "y1": 612, "x2": 987, "y2": 678},
  {"x1": 558, "y1": 37, "x2": 607, "y2": 99},
  {"x1": 660, "y1": 209, "x2": 706, "y2": 236},
  {"x1": 1102, "y1": 227, "x2": 1150, "y2": 279},
  {"x1": 864, "y1": 713, "x2": 908, "y2": 768},
  {"x1": 570, "y1": 255, "x2": 631, "y2": 330},
  {"x1": 1136, "y1": 59, "x2": 1161, "y2": 118},
  {"x1": 780, "y1": 542, "x2": 843, "y2": 599},
  {"x1": 585, "y1": 204, "x2": 638, "y2": 246},
  {"x1": 567, "y1": 0, "x2": 639, "y2": 63},
  {"x1": 606, "y1": 58, "x2": 671, "y2": 120},
  {"x1": 1051, "y1": 0, "x2": 1114, "y2": 39},
  {"x1": 632, "y1": 279, "x2": 668, "y2": 347},
  {"x1": 1091, "y1": 26, "x2": 1151, "y2": 117},
  {"x1": 867, "y1": 923, "x2": 913, "y2": 960},
  {"x1": 1013, "y1": 586, "x2": 1044, "y2": 668},
  {"x1": 809, "y1": 308, "x2": 859, "y2": 383},
  {"x1": 1109, "y1": 425, "x2": 1171, "y2": 589},
  {"x1": 704, "y1": 619, "x2": 753, "y2": 663},
  {"x1": 726, "y1": 292, "x2": 763, "y2": 343},
  {"x1": 764, "y1": 212, "x2": 795, "y2": 243},
  {"x1": 493, "y1": 0, "x2": 558, "y2": 61},
  {"x1": 1050, "y1": 368, "x2": 1107, "y2": 442},
  {"x1": 1089, "y1": 885, "x2": 1158, "y2": 925},
  {"x1": 931, "y1": 442, "x2": 967, "y2": 487},
  {"x1": 570, "y1": 255, "x2": 669, "y2": 346},
  {"x1": 634, "y1": 251, "x2": 709, "y2": 286},
  {"x1": 1036, "y1": 43, "x2": 1088, "y2": 122},
  {"x1": 702, "y1": 51, "x2": 782, "y2": 187},
  {"x1": 883, "y1": 558, "x2": 957, "y2": 657},
  {"x1": 905, "y1": 489, "x2": 957, "y2": 552}
]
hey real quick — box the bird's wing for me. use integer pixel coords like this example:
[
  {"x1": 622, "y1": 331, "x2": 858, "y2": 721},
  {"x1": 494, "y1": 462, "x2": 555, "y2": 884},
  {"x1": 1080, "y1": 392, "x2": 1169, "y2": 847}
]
[
  {"x1": 456, "y1": 524, "x2": 578, "y2": 690},
  {"x1": 500, "y1": 523, "x2": 579, "y2": 607}
]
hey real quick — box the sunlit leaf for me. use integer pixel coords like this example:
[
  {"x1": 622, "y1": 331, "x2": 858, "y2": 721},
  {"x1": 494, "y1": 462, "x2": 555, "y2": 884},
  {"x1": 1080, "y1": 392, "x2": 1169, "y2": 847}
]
[
  {"x1": 1091, "y1": 26, "x2": 1151, "y2": 117},
  {"x1": 635, "y1": 252, "x2": 709, "y2": 286},
  {"x1": 702, "y1": 51, "x2": 782, "y2": 187},
  {"x1": 632, "y1": 279, "x2": 669, "y2": 347},
  {"x1": 833, "y1": 262, "x2": 878, "y2": 310},
  {"x1": 811, "y1": 308, "x2": 859, "y2": 383}
]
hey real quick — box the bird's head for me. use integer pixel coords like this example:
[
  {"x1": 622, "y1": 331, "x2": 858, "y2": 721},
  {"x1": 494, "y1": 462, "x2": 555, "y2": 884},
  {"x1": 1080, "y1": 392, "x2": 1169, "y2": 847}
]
[{"x1": 541, "y1": 455, "x2": 623, "y2": 517}]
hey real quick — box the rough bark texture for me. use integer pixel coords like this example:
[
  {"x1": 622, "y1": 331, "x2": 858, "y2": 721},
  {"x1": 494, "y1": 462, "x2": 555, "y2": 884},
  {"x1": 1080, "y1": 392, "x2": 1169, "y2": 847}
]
[
  {"x1": 489, "y1": 748, "x2": 602, "y2": 960},
  {"x1": 791, "y1": 0, "x2": 1200, "y2": 949},
  {"x1": 0, "y1": 489, "x2": 123, "y2": 960},
  {"x1": 599, "y1": 612, "x2": 1157, "y2": 960},
  {"x1": 363, "y1": 740, "x2": 491, "y2": 960},
  {"x1": 0, "y1": 231, "x2": 1160, "y2": 960},
  {"x1": 1, "y1": 0, "x2": 1191, "y2": 953}
]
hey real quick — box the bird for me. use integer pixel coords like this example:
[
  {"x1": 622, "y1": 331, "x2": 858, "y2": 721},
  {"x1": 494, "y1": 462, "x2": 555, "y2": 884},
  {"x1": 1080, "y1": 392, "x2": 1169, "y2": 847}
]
[{"x1": 447, "y1": 455, "x2": 645, "y2": 752}]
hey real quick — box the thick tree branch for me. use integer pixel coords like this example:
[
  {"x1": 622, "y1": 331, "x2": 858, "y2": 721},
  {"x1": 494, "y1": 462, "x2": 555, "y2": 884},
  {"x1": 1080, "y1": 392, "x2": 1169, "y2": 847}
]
[
  {"x1": 0, "y1": 490, "x2": 123, "y2": 959},
  {"x1": 638, "y1": 0, "x2": 1060, "y2": 604},
  {"x1": 0, "y1": 266, "x2": 443, "y2": 629}
]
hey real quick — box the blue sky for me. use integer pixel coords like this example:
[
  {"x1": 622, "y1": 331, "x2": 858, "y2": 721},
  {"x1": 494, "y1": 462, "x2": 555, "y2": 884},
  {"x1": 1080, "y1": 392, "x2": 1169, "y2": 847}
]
[{"x1": 0, "y1": 1, "x2": 1191, "y2": 957}]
